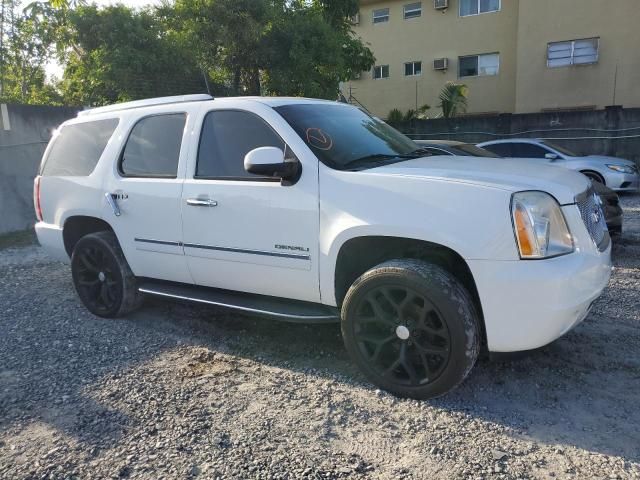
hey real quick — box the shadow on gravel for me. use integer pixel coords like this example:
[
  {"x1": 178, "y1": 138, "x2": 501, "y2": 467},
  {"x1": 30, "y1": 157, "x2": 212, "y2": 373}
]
[{"x1": 1, "y1": 237, "x2": 638, "y2": 466}]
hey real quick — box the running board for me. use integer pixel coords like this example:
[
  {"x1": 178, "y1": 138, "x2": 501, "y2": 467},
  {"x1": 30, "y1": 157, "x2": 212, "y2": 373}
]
[{"x1": 138, "y1": 281, "x2": 339, "y2": 323}]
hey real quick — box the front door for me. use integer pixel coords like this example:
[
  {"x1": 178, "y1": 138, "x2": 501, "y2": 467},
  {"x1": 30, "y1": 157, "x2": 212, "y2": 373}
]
[
  {"x1": 181, "y1": 104, "x2": 320, "y2": 303},
  {"x1": 102, "y1": 111, "x2": 193, "y2": 284}
]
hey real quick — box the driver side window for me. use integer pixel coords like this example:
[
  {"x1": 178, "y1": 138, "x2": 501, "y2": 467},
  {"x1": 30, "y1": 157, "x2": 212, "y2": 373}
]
[
  {"x1": 510, "y1": 143, "x2": 550, "y2": 159},
  {"x1": 196, "y1": 110, "x2": 287, "y2": 180}
]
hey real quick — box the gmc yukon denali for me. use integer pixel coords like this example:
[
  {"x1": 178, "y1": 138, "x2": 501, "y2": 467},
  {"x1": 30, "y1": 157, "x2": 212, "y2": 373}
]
[{"x1": 34, "y1": 95, "x2": 612, "y2": 399}]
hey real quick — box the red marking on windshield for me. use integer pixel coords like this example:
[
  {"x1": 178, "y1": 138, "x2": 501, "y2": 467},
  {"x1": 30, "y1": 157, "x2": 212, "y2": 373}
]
[{"x1": 306, "y1": 128, "x2": 333, "y2": 151}]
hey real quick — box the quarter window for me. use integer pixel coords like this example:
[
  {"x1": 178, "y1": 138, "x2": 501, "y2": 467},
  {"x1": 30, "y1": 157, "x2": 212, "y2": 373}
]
[
  {"x1": 373, "y1": 8, "x2": 389, "y2": 23},
  {"x1": 373, "y1": 65, "x2": 390, "y2": 79},
  {"x1": 41, "y1": 119, "x2": 119, "y2": 177},
  {"x1": 196, "y1": 110, "x2": 286, "y2": 179},
  {"x1": 460, "y1": 0, "x2": 500, "y2": 16},
  {"x1": 459, "y1": 53, "x2": 499, "y2": 77},
  {"x1": 547, "y1": 38, "x2": 599, "y2": 68},
  {"x1": 404, "y1": 61, "x2": 422, "y2": 76},
  {"x1": 403, "y1": 2, "x2": 422, "y2": 19},
  {"x1": 120, "y1": 114, "x2": 185, "y2": 177}
]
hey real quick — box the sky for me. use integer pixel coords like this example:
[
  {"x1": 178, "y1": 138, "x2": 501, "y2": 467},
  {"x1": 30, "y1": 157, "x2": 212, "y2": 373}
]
[{"x1": 46, "y1": 0, "x2": 164, "y2": 79}]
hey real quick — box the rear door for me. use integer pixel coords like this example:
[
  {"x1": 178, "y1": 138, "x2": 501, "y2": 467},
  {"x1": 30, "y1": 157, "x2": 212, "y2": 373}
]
[
  {"x1": 101, "y1": 109, "x2": 195, "y2": 284},
  {"x1": 180, "y1": 102, "x2": 320, "y2": 303}
]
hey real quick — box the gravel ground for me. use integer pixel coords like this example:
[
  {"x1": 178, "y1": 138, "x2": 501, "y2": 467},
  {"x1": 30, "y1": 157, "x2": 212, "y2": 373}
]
[{"x1": 1, "y1": 197, "x2": 639, "y2": 480}]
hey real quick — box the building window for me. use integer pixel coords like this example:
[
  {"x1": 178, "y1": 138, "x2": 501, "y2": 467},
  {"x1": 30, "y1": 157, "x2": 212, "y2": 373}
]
[
  {"x1": 547, "y1": 38, "x2": 599, "y2": 68},
  {"x1": 459, "y1": 53, "x2": 499, "y2": 77},
  {"x1": 404, "y1": 2, "x2": 422, "y2": 19},
  {"x1": 373, "y1": 65, "x2": 390, "y2": 79},
  {"x1": 404, "y1": 61, "x2": 422, "y2": 76},
  {"x1": 373, "y1": 8, "x2": 389, "y2": 24},
  {"x1": 460, "y1": 0, "x2": 500, "y2": 16}
]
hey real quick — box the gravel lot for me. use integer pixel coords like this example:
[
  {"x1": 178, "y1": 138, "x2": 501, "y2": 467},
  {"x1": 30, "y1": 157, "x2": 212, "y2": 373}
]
[{"x1": 1, "y1": 196, "x2": 639, "y2": 480}]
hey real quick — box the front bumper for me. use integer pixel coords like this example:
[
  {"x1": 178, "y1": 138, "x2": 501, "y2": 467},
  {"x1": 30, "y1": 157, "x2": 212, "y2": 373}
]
[
  {"x1": 606, "y1": 171, "x2": 640, "y2": 192},
  {"x1": 469, "y1": 205, "x2": 612, "y2": 352}
]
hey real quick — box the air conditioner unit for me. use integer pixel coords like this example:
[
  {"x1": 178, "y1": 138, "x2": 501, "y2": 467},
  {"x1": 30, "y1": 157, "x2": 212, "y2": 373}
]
[
  {"x1": 350, "y1": 13, "x2": 360, "y2": 25},
  {"x1": 434, "y1": 0, "x2": 449, "y2": 10},
  {"x1": 433, "y1": 58, "x2": 449, "y2": 71}
]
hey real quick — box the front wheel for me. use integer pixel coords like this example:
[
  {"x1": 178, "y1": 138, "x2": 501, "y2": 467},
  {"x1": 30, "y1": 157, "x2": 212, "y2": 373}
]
[
  {"x1": 341, "y1": 259, "x2": 480, "y2": 400},
  {"x1": 71, "y1": 231, "x2": 142, "y2": 318}
]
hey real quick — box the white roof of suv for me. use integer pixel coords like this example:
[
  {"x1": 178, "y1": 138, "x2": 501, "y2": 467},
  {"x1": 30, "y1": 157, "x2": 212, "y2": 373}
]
[{"x1": 79, "y1": 94, "x2": 345, "y2": 118}]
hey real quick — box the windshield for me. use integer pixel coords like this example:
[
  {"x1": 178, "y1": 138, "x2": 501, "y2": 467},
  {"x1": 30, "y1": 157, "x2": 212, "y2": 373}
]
[
  {"x1": 452, "y1": 144, "x2": 500, "y2": 158},
  {"x1": 540, "y1": 140, "x2": 578, "y2": 157},
  {"x1": 274, "y1": 103, "x2": 419, "y2": 170}
]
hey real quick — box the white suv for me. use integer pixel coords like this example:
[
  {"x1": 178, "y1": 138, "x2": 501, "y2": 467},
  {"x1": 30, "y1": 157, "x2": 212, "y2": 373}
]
[{"x1": 34, "y1": 94, "x2": 612, "y2": 399}]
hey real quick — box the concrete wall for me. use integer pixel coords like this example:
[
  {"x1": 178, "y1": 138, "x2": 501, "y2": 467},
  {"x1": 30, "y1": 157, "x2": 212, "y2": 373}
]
[
  {"x1": 400, "y1": 106, "x2": 640, "y2": 165},
  {"x1": 0, "y1": 104, "x2": 79, "y2": 235}
]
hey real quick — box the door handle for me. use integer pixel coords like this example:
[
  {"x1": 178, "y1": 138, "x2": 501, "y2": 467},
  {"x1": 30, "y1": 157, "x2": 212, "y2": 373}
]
[
  {"x1": 105, "y1": 192, "x2": 121, "y2": 217},
  {"x1": 186, "y1": 198, "x2": 218, "y2": 207}
]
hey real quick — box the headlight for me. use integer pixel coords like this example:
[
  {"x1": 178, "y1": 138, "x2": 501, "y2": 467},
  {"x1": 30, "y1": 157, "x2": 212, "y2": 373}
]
[
  {"x1": 606, "y1": 164, "x2": 635, "y2": 174},
  {"x1": 511, "y1": 191, "x2": 574, "y2": 259}
]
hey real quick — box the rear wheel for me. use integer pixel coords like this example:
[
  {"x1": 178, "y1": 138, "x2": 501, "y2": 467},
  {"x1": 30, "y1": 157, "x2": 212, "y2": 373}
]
[
  {"x1": 71, "y1": 231, "x2": 142, "y2": 318},
  {"x1": 341, "y1": 259, "x2": 480, "y2": 399}
]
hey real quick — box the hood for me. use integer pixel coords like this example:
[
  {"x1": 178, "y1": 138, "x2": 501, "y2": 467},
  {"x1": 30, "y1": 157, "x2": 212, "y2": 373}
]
[
  {"x1": 369, "y1": 156, "x2": 590, "y2": 204},
  {"x1": 583, "y1": 155, "x2": 637, "y2": 168}
]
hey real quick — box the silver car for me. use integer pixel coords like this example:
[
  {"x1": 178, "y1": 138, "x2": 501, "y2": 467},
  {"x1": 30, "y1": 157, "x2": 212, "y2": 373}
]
[{"x1": 478, "y1": 138, "x2": 640, "y2": 192}]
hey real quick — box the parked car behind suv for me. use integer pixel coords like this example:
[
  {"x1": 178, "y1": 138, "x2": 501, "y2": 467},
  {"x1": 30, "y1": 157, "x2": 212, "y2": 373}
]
[
  {"x1": 35, "y1": 95, "x2": 612, "y2": 399},
  {"x1": 414, "y1": 140, "x2": 623, "y2": 236},
  {"x1": 478, "y1": 138, "x2": 640, "y2": 192}
]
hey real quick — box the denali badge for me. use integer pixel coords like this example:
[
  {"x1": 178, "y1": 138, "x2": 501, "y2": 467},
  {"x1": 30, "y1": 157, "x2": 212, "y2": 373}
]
[{"x1": 275, "y1": 244, "x2": 310, "y2": 252}]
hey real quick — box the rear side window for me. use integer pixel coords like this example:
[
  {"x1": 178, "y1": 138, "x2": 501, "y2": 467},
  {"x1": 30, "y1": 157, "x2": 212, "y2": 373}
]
[
  {"x1": 120, "y1": 113, "x2": 186, "y2": 177},
  {"x1": 196, "y1": 110, "x2": 285, "y2": 179},
  {"x1": 483, "y1": 143, "x2": 512, "y2": 157},
  {"x1": 41, "y1": 118, "x2": 119, "y2": 176}
]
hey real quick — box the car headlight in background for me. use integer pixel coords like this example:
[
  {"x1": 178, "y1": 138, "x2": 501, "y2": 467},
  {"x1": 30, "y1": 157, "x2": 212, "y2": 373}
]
[
  {"x1": 511, "y1": 191, "x2": 574, "y2": 259},
  {"x1": 606, "y1": 164, "x2": 636, "y2": 174}
]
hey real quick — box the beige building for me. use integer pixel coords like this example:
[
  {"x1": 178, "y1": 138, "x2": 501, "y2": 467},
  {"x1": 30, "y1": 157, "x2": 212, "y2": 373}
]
[{"x1": 345, "y1": 0, "x2": 640, "y2": 118}]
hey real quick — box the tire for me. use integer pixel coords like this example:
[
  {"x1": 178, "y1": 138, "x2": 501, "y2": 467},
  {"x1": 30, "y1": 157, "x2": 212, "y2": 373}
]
[
  {"x1": 341, "y1": 259, "x2": 480, "y2": 400},
  {"x1": 582, "y1": 170, "x2": 605, "y2": 185},
  {"x1": 71, "y1": 231, "x2": 143, "y2": 318}
]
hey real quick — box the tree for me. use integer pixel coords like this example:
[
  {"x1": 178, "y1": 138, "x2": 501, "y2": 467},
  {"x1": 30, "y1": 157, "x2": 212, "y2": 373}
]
[
  {"x1": 60, "y1": 5, "x2": 206, "y2": 105},
  {"x1": 0, "y1": 0, "x2": 62, "y2": 104},
  {"x1": 438, "y1": 82, "x2": 468, "y2": 118}
]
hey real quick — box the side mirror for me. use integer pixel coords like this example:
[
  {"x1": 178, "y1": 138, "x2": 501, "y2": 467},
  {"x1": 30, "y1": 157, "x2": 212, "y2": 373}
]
[
  {"x1": 244, "y1": 146, "x2": 300, "y2": 181},
  {"x1": 545, "y1": 153, "x2": 560, "y2": 161}
]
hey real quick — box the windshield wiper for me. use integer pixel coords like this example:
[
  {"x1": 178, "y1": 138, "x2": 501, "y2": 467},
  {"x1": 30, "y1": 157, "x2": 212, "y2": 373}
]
[{"x1": 343, "y1": 152, "x2": 427, "y2": 170}]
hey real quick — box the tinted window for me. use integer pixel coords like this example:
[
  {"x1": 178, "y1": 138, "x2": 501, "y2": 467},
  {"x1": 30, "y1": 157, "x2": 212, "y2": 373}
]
[
  {"x1": 196, "y1": 110, "x2": 285, "y2": 179},
  {"x1": 482, "y1": 143, "x2": 512, "y2": 157},
  {"x1": 452, "y1": 144, "x2": 500, "y2": 157},
  {"x1": 510, "y1": 143, "x2": 549, "y2": 158},
  {"x1": 120, "y1": 114, "x2": 186, "y2": 177},
  {"x1": 275, "y1": 104, "x2": 418, "y2": 171},
  {"x1": 41, "y1": 119, "x2": 119, "y2": 176}
]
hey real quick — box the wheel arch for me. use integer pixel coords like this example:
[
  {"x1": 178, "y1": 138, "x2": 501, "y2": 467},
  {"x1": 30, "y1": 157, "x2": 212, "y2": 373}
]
[
  {"x1": 62, "y1": 215, "x2": 114, "y2": 257},
  {"x1": 332, "y1": 235, "x2": 487, "y2": 350},
  {"x1": 580, "y1": 169, "x2": 605, "y2": 185}
]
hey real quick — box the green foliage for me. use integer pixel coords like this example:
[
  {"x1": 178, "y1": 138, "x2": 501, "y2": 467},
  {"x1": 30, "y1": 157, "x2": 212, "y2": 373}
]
[
  {"x1": 438, "y1": 82, "x2": 469, "y2": 118},
  {"x1": 0, "y1": 0, "x2": 375, "y2": 105},
  {"x1": 60, "y1": 5, "x2": 206, "y2": 105},
  {"x1": 386, "y1": 108, "x2": 404, "y2": 126}
]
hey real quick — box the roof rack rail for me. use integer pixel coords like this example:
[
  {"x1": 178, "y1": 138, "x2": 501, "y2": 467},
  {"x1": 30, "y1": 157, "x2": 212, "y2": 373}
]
[{"x1": 78, "y1": 94, "x2": 214, "y2": 117}]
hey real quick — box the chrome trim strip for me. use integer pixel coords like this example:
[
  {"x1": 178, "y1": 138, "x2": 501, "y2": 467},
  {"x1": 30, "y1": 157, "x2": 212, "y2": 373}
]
[
  {"x1": 183, "y1": 242, "x2": 310, "y2": 260},
  {"x1": 138, "y1": 287, "x2": 337, "y2": 321},
  {"x1": 134, "y1": 238, "x2": 182, "y2": 247},
  {"x1": 134, "y1": 238, "x2": 311, "y2": 260}
]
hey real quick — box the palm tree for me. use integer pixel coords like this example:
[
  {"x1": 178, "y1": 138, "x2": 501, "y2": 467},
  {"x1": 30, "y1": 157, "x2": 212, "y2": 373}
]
[{"x1": 438, "y1": 82, "x2": 469, "y2": 118}]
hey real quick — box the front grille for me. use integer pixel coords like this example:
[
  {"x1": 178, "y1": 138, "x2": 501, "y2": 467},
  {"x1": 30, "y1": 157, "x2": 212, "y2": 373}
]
[{"x1": 576, "y1": 187, "x2": 609, "y2": 251}]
